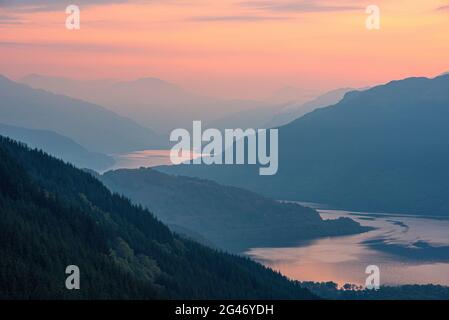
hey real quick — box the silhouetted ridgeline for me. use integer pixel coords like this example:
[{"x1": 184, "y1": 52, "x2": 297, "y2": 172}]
[{"x1": 0, "y1": 136, "x2": 315, "y2": 299}]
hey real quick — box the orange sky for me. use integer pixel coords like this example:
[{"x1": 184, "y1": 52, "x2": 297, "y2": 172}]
[{"x1": 0, "y1": 0, "x2": 448, "y2": 99}]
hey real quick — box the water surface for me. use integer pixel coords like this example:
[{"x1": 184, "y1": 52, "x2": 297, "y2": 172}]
[
  {"x1": 104, "y1": 149, "x2": 201, "y2": 172},
  {"x1": 247, "y1": 206, "x2": 449, "y2": 287}
]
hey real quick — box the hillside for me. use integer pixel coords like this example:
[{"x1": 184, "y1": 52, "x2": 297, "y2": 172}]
[
  {"x1": 0, "y1": 123, "x2": 114, "y2": 171},
  {"x1": 0, "y1": 75, "x2": 162, "y2": 153},
  {"x1": 0, "y1": 136, "x2": 315, "y2": 299},
  {"x1": 100, "y1": 168, "x2": 369, "y2": 253},
  {"x1": 158, "y1": 74, "x2": 449, "y2": 216}
]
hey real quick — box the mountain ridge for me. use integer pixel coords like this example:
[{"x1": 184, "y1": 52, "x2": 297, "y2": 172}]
[
  {"x1": 21, "y1": 74, "x2": 273, "y2": 134},
  {"x1": 158, "y1": 74, "x2": 449, "y2": 216},
  {"x1": 0, "y1": 123, "x2": 114, "y2": 171},
  {"x1": 0, "y1": 74, "x2": 163, "y2": 153}
]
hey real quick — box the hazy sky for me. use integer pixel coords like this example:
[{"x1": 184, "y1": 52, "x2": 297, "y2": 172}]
[{"x1": 0, "y1": 0, "x2": 448, "y2": 99}]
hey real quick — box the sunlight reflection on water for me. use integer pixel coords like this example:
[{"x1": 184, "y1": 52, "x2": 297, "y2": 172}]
[
  {"x1": 104, "y1": 149, "x2": 202, "y2": 172},
  {"x1": 246, "y1": 206, "x2": 449, "y2": 287}
]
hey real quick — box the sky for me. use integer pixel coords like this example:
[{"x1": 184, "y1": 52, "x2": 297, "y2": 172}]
[{"x1": 0, "y1": 0, "x2": 448, "y2": 99}]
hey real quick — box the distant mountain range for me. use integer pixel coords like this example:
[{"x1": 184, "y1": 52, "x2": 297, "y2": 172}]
[
  {"x1": 20, "y1": 74, "x2": 359, "y2": 135},
  {"x1": 0, "y1": 123, "x2": 114, "y2": 171},
  {"x1": 22, "y1": 74, "x2": 274, "y2": 134},
  {"x1": 98, "y1": 168, "x2": 369, "y2": 253},
  {"x1": 158, "y1": 74, "x2": 449, "y2": 216},
  {"x1": 207, "y1": 88, "x2": 356, "y2": 131},
  {"x1": 264, "y1": 86, "x2": 318, "y2": 105},
  {"x1": 0, "y1": 135, "x2": 316, "y2": 299},
  {"x1": 206, "y1": 103, "x2": 284, "y2": 131},
  {"x1": 0, "y1": 75, "x2": 163, "y2": 153}
]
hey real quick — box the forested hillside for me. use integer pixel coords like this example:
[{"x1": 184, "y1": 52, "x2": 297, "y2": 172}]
[
  {"x1": 100, "y1": 168, "x2": 369, "y2": 253},
  {"x1": 0, "y1": 136, "x2": 315, "y2": 299}
]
